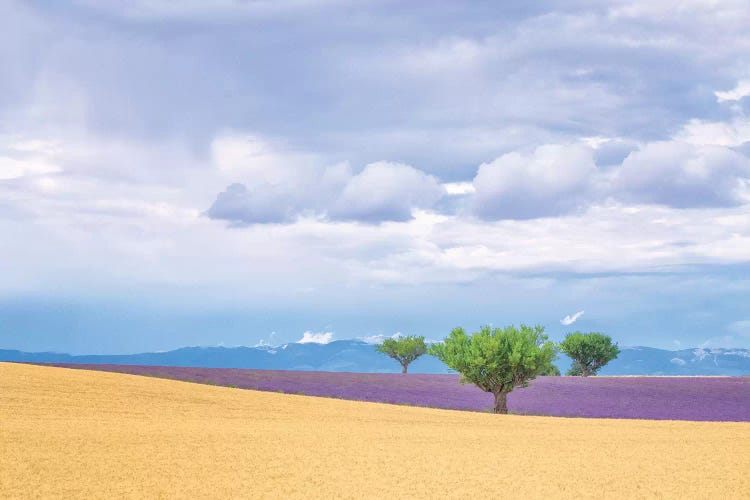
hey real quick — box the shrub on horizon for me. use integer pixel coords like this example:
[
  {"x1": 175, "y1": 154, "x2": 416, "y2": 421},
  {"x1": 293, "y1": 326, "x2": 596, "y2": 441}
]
[
  {"x1": 375, "y1": 335, "x2": 428, "y2": 374},
  {"x1": 560, "y1": 332, "x2": 620, "y2": 377}
]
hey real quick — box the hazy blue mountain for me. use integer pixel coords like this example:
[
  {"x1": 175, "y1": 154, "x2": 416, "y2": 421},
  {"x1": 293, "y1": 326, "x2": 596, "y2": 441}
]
[
  {"x1": 1, "y1": 341, "x2": 748, "y2": 375},
  {"x1": 599, "y1": 346, "x2": 750, "y2": 376}
]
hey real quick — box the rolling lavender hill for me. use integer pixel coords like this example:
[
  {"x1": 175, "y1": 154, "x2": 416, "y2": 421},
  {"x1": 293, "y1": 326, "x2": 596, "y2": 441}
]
[
  {"x1": 38, "y1": 364, "x2": 750, "y2": 421},
  {"x1": 2, "y1": 340, "x2": 749, "y2": 375}
]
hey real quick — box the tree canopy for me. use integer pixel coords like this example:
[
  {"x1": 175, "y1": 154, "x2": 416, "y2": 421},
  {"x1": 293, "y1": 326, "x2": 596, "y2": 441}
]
[
  {"x1": 429, "y1": 324, "x2": 557, "y2": 413},
  {"x1": 540, "y1": 362, "x2": 561, "y2": 376},
  {"x1": 559, "y1": 332, "x2": 620, "y2": 376},
  {"x1": 375, "y1": 335, "x2": 427, "y2": 374}
]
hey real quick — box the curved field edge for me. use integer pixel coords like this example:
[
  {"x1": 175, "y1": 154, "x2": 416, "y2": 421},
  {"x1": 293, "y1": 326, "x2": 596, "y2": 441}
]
[
  {"x1": 34, "y1": 362, "x2": 750, "y2": 422},
  {"x1": 2, "y1": 363, "x2": 749, "y2": 499}
]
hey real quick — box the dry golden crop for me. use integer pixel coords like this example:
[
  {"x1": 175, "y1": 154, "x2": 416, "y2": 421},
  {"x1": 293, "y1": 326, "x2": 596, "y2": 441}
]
[{"x1": 2, "y1": 362, "x2": 748, "y2": 499}]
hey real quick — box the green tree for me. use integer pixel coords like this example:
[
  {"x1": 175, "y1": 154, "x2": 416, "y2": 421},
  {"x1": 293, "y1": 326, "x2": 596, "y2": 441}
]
[
  {"x1": 429, "y1": 325, "x2": 557, "y2": 414},
  {"x1": 540, "y1": 362, "x2": 561, "y2": 376},
  {"x1": 375, "y1": 335, "x2": 428, "y2": 374},
  {"x1": 559, "y1": 332, "x2": 620, "y2": 377}
]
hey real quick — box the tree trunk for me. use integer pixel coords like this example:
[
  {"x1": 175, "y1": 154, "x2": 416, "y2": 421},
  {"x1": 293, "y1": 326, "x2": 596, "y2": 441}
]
[
  {"x1": 401, "y1": 363, "x2": 408, "y2": 374},
  {"x1": 493, "y1": 391, "x2": 508, "y2": 414}
]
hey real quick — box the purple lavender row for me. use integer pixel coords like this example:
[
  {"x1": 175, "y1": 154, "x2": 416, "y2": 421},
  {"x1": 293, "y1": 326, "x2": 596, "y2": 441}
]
[{"x1": 45, "y1": 363, "x2": 750, "y2": 421}]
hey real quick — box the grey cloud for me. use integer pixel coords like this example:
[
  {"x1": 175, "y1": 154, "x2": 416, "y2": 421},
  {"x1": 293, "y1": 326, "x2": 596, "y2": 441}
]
[
  {"x1": 468, "y1": 138, "x2": 750, "y2": 220},
  {"x1": 471, "y1": 144, "x2": 598, "y2": 219},
  {"x1": 207, "y1": 162, "x2": 445, "y2": 225},
  {"x1": 206, "y1": 183, "x2": 295, "y2": 225},
  {"x1": 6, "y1": 2, "x2": 750, "y2": 222},
  {"x1": 5, "y1": 1, "x2": 750, "y2": 178},
  {"x1": 736, "y1": 142, "x2": 750, "y2": 157},
  {"x1": 613, "y1": 142, "x2": 750, "y2": 208},
  {"x1": 594, "y1": 139, "x2": 640, "y2": 168},
  {"x1": 328, "y1": 162, "x2": 445, "y2": 223}
]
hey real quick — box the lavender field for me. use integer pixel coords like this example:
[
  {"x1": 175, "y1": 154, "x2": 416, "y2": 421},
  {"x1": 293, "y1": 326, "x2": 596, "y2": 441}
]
[{"x1": 46, "y1": 363, "x2": 750, "y2": 422}]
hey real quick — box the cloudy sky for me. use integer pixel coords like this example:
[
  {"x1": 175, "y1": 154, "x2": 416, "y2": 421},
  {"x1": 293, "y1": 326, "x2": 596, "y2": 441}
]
[{"x1": 2, "y1": 0, "x2": 749, "y2": 354}]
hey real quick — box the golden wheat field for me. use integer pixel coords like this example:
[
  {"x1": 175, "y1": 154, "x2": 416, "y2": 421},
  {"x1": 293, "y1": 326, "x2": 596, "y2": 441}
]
[{"x1": 1, "y1": 363, "x2": 749, "y2": 499}]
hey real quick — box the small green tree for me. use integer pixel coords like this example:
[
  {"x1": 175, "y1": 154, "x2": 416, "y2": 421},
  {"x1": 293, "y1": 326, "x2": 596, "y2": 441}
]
[
  {"x1": 429, "y1": 324, "x2": 557, "y2": 414},
  {"x1": 375, "y1": 335, "x2": 427, "y2": 374},
  {"x1": 559, "y1": 332, "x2": 619, "y2": 376},
  {"x1": 540, "y1": 361, "x2": 561, "y2": 376}
]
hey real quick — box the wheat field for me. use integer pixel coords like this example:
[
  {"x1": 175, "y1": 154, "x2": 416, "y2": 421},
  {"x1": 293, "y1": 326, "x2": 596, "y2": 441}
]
[{"x1": 2, "y1": 363, "x2": 748, "y2": 499}]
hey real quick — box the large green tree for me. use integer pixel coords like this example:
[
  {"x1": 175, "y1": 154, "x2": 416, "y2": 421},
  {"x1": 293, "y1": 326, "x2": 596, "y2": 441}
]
[
  {"x1": 375, "y1": 335, "x2": 428, "y2": 374},
  {"x1": 429, "y1": 325, "x2": 557, "y2": 414},
  {"x1": 559, "y1": 332, "x2": 619, "y2": 376}
]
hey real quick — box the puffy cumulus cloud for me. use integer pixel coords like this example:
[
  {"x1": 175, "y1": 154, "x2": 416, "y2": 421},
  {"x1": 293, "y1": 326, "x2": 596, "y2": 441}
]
[
  {"x1": 328, "y1": 162, "x2": 445, "y2": 223},
  {"x1": 207, "y1": 157, "x2": 445, "y2": 225},
  {"x1": 612, "y1": 142, "x2": 750, "y2": 208},
  {"x1": 206, "y1": 183, "x2": 296, "y2": 225},
  {"x1": 471, "y1": 144, "x2": 597, "y2": 219},
  {"x1": 297, "y1": 331, "x2": 334, "y2": 344},
  {"x1": 206, "y1": 132, "x2": 349, "y2": 224},
  {"x1": 467, "y1": 119, "x2": 750, "y2": 220}
]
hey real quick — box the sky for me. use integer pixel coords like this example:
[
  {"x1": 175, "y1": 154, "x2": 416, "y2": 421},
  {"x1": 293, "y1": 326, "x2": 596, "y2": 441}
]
[{"x1": 1, "y1": 0, "x2": 749, "y2": 354}]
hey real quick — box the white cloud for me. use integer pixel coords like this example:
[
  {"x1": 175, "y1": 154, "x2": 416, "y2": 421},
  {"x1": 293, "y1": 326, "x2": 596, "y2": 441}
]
[
  {"x1": 422, "y1": 203, "x2": 750, "y2": 278},
  {"x1": 581, "y1": 136, "x2": 611, "y2": 149},
  {"x1": 464, "y1": 109, "x2": 750, "y2": 219},
  {"x1": 297, "y1": 331, "x2": 334, "y2": 344},
  {"x1": 254, "y1": 331, "x2": 277, "y2": 347},
  {"x1": 2, "y1": 1, "x2": 750, "y2": 346},
  {"x1": 211, "y1": 133, "x2": 324, "y2": 186},
  {"x1": 207, "y1": 132, "x2": 345, "y2": 224},
  {"x1": 676, "y1": 118, "x2": 750, "y2": 148},
  {"x1": 4, "y1": 174, "x2": 750, "y2": 299},
  {"x1": 715, "y1": 80, "x2": 750, "y2": 102},
  {"x1": 471, "y1": 144, "x2": 597, "y2": 219},
  {"x1": 206, "y1": 182, "x2": 297, "y2": 224},
  {"x1": 329, "y1": 162, "x2": 445, "y2": 223},
  {"x1": 612, "y1": 141, "x2": 750, "y2": 208},
  {"x1": 443, "y1": 182, "x2": 475, "y2": 195},
  {"x1": 208, "y1": 156, "x2": 446, "y2": 225},
  {"x1": 361, "y1": 332, "x2": 402, "y2": 344},
  {"x1": 0, "y1": 156, "x2": 61, "y2": 180},
  {"x1": 207, "y1": 134, "x2": 323, "y2": 223},
  {"x1": 560, "y1": 310, "x2": 585, "y2": 326}
]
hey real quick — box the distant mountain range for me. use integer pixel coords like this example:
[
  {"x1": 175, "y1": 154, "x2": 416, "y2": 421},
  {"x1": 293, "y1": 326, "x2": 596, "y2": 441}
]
[{"x1": 1, "y1": 341, "x2": 749, "y2": 375}]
